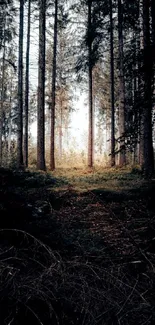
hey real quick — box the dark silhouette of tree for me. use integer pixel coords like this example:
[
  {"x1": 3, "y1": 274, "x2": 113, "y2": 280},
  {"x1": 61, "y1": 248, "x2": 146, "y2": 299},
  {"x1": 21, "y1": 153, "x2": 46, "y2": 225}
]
[
  {"x1": 151, "y1": 0, "x2": 155, "y2": 45},
  {"x1": 87, "y1": 0, "x2": 93, "y2": 167},
  {"x1": 24, "y1": 0, "x2": 31, "y2": 168},
  {"x1": 17, "y1": 0, "x2": 24, "y2": 168},
  {"x1": 73, "y1": 0, "x2": 105, "y2": 167},
  {"x1": 142, "y1": 0, "x2": 154, "y2": 176},
  {"x1": 151, "y1": 0, "x2": 155, "y2": 81},
  {"x1": 37, "y1": 0, "x2": 46, "y2": 170},
  {"x1": 117, "y1": 0, "x2": 126, "y2": 166},
  {"x1": 0, "y1": 26, "x2": 6, "y2": 166},
  {"x1": 50, "y1": 0, "x2": 58, "y2": 171},
  {"x1": 109, "y1": 0, "x2": 115, "y2": 167}
]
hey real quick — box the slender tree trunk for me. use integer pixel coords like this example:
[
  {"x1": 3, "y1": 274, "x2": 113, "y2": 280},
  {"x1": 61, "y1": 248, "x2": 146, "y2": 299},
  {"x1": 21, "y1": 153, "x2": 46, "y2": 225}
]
[
  {"x1": 0, "y1": 34, "x2": 6, "y2": 166},
  {"x1": 58, "y1": 31, "x2": 64, "y2": 160},
  {"x1": 37, "y1": 0, "x2": 46, "y2": 170},
  {"x1": 137, "y1": 1, "x2": 144, "y2": 165},
  {"x1": 118, "y1": 0, "x2": 126, "y2": 166},
  {"x1": 59, "y1": 95, "x2": 63, "y2": 158},
  {"x1": 109, "y1": 0, "x2": 115, "y2": 166},
  {"x1": 88, "y1": 0, "x2": 93, "y2": 167},
  {"x1": 139, "y1": 114, "x2": 144, "y2": 166},
  {"x1": 8, "y1": 103, "x2": 12, "y2": 163},
  {"x1": 17, "y1": 0, "x2": 24, "y2": 168},
  {"x1": 151, "y1": 0, "x2": 155, "y2": 44},
  {"x1": 24, "y1": 0, "x2": 31, "y2": 167},
  {"x1": 142, "y1": 0, "x2": 154, "y2": 176},
  {"x1": 50, "y1": 0, "x2": 58, "y2": 170},
  {"x1": 59, "y1": 103, "x2": 63, "y2": 159},
  {"x1": 151, "y1": 0, "x2": 155, "y2": 88},
  {"x1": 7, "y1": 71, "x2": 13, "y2": 163},
  {"x1": 133, "y1": 42, "x2": 138, "y2": 165}
]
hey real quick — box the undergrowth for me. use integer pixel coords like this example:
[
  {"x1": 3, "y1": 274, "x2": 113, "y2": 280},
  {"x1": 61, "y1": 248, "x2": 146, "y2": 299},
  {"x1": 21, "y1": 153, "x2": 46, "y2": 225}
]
[{"x1": 0, "y1": 167, "x2": 154, "y2": 324}]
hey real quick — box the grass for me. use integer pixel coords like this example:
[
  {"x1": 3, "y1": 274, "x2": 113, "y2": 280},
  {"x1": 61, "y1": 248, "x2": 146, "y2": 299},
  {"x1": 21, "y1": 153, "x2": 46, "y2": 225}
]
[
  {"x1": 0, "y1": 166, "x2": 155, "y2": 324},
  {"x1": 50, "y1": 166, "x2": 150, "y2": 192}
]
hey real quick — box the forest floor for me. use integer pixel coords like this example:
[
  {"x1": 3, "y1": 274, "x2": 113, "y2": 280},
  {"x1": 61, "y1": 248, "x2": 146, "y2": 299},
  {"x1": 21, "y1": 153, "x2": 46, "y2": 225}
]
[{"x1": 0, "y1": 167, "x2": 155, "y2": 325}]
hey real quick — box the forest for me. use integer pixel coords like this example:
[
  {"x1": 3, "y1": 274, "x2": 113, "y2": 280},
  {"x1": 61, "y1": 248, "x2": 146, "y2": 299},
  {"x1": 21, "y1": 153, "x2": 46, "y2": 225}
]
[{"x1": 0, "y1": 0, "x2": 155, "y2": 324}]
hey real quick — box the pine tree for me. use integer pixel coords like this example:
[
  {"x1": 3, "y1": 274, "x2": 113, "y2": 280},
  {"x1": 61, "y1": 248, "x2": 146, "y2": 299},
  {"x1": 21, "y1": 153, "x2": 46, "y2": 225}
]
[
  {"x1": 87, "y1": 0, "x2": 93, "y2": 167},
  {"x1": 151, "y1": 0, "x2": 155, "y2": 84},
  {"x1": 0, "y1": 29, "x2": 6, "y2": 166},
  {"x1": 24, "y1": 0, "x2": 31, "y2": 167},
  {"x1": 50, "y1": 0, "x2": 58, "y2": 170},
  {"x1": 37, "y1": 0, "x2": 46, "y2": 170},
  {"x1": 73, "y1": 0, "x2": 104, "y2": 167},
  {"x1": 109, "y1": 0, "x2": 115, "y2": 166},
  {"x1": 17, "y1": 0, "x2": 24, "y2": 168},
  {"x1": 142, "y1": 0, "x2": 154, "y2": 176},
  {"x1": 117, "y1": 0, "x2": 126, "y2": 166},
  {"x1": 0, "y1": 0, "x2": 16, "y2": 166}
]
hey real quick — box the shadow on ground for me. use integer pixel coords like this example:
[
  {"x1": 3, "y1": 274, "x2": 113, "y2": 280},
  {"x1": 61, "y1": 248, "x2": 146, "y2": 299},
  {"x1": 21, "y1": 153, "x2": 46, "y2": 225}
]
[{"x1": 0, "y1": 168, "x2": 155, "y2": 325}]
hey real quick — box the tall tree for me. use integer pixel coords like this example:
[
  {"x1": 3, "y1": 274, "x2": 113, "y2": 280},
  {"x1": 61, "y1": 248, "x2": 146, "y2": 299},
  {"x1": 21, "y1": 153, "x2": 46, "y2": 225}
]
[
  {"x1": 24, "y1": 0, "x2": 31, "y2": 167},
  {"x1": 17, "y1": 0, "x2": 24, "y2": 168},
  {"x1": 87, "y1": 0, "x2": 93, "y2": 167},
  {"x1": 0, "y1": 0, "x2": 16, "y2": 166},
  {"x1": 0, "y1": 28, "x2": 6, "y2": 166},
  {"x1": 50, "y1": 0, "x2": 58, "y2": 170},
  {"x1": 37, "y1": 0, "x2": 46, "y2": 170},
  {"x1": 46, "y1": 6, "x2": 72, "y2": 163},
  {"x1": 151, "y1": 0, "x2": 155, "y2": 46},
  {"x1": 109, "y1": 0, "x2": 115, "y2": 166},
  {"x1": 151, "y1": 0, "x2": 155, "y2": 85},
  {"x1": 56, "y1": 6, "x2": 71, "y2": 160},
  {"x1": 118, "y1": 0, "x2": 126, "y2": 166},
  {"x1": 142, "y1": 0, "x2": 154, "y2": 176},
  {"x1": 72, "y1": 0, "x2": 107, "y2": 167}
]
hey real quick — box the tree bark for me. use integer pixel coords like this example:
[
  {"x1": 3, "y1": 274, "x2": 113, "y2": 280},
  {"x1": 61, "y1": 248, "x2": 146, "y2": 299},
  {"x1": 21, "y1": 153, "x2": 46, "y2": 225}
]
[
  {"x1": 151, "y1": 0, "x2": 155, "y2": 88},
  {"x1": 142, "y1": 0, "x2": 154, "y2": 176},
  {"x1": 17, "y1": 0, "x2": 24, "y2": 168},
  {"x1": 50, "y1": 0, "x2": 58, "y2": 170},
  {"x1": 59, "y1": 110, "x2": 63, "y2": 159},
  {"x1": 0, "y1": 30, "x2": 6, "y2": 167},
  {"x1": 88, "y1": 0, "x2": 94, "y2": 168},
  {"x1": 118, "y1": 0, "x2": 126, "y2": 166},
  {"x1": 109, "y1": 0, "x2": 115, "y2": 167},
  {"x1": 136, "y1": 1, "x2": 144, "y2": 165},
  {"x1": 151, "y1": 0, "x2": 155, "y2": 44},
  {"x1": 37, "y1": 0, "x2": 46, "y2": 170},
  {"x1": 24, "y1": 0, "x2": 31, "y2": 168}
]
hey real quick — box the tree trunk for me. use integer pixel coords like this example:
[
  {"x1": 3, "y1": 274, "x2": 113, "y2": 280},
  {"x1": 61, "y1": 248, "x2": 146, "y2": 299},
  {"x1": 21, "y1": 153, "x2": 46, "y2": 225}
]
[
  {"x1": 8, "y1": 102, "x2": 12, "y2": 163},
  {"x1": 137, "y1": 1, "x2": 144, "y2": 165},
  {"x1": 50, "y1": 0, "x2": 58, "y2": 170},
  {"x1": 88, "y1": 0, "x2": 94, "y2": 168},
  {"x1": 132, "y1": 34, "x2": 138, "y2": 165},
  {"x1": 151, "y1": 0, "x2": 155, "y2": 44},
  {"x1": 24, "y1": 0, "x2": 31, "y2": 168},
  {"x1": 7, "y1": 71, "x2": 13, "y2": 164},
  {"x1": 109, "y1": 0, "x2": 115, "y2": 167},
  {"x1": 151, "y1": 0, "x2": 155, "y2": 88},
  {"x1": 118, "y1": 0, "x2": 126, "y2": 166},
  {"x1": 37, "y1": 0, "x2": 46, "y2": 170},
  {"x1": 0, "y1": 32, "x2": 6, "y2": 167},
  {"x1": 142, "y1": 0, "x2": 154, "y2": 176},
  {"x1": 59, "y1": 96, "x2": 63, "y2": 158},
  {"x1": 17, "y1": 0, "x2": 24, "y2": 168}
]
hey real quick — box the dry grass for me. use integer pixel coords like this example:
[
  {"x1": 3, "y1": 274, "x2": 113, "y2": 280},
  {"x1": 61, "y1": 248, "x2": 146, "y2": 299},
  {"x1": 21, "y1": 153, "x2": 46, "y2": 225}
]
[
  {"x1": 49, "y1": 166, "x2": 147, "y2": 192},
  {"x1": 0, "y1": 167, "x2": 155, "y2": 324}
]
